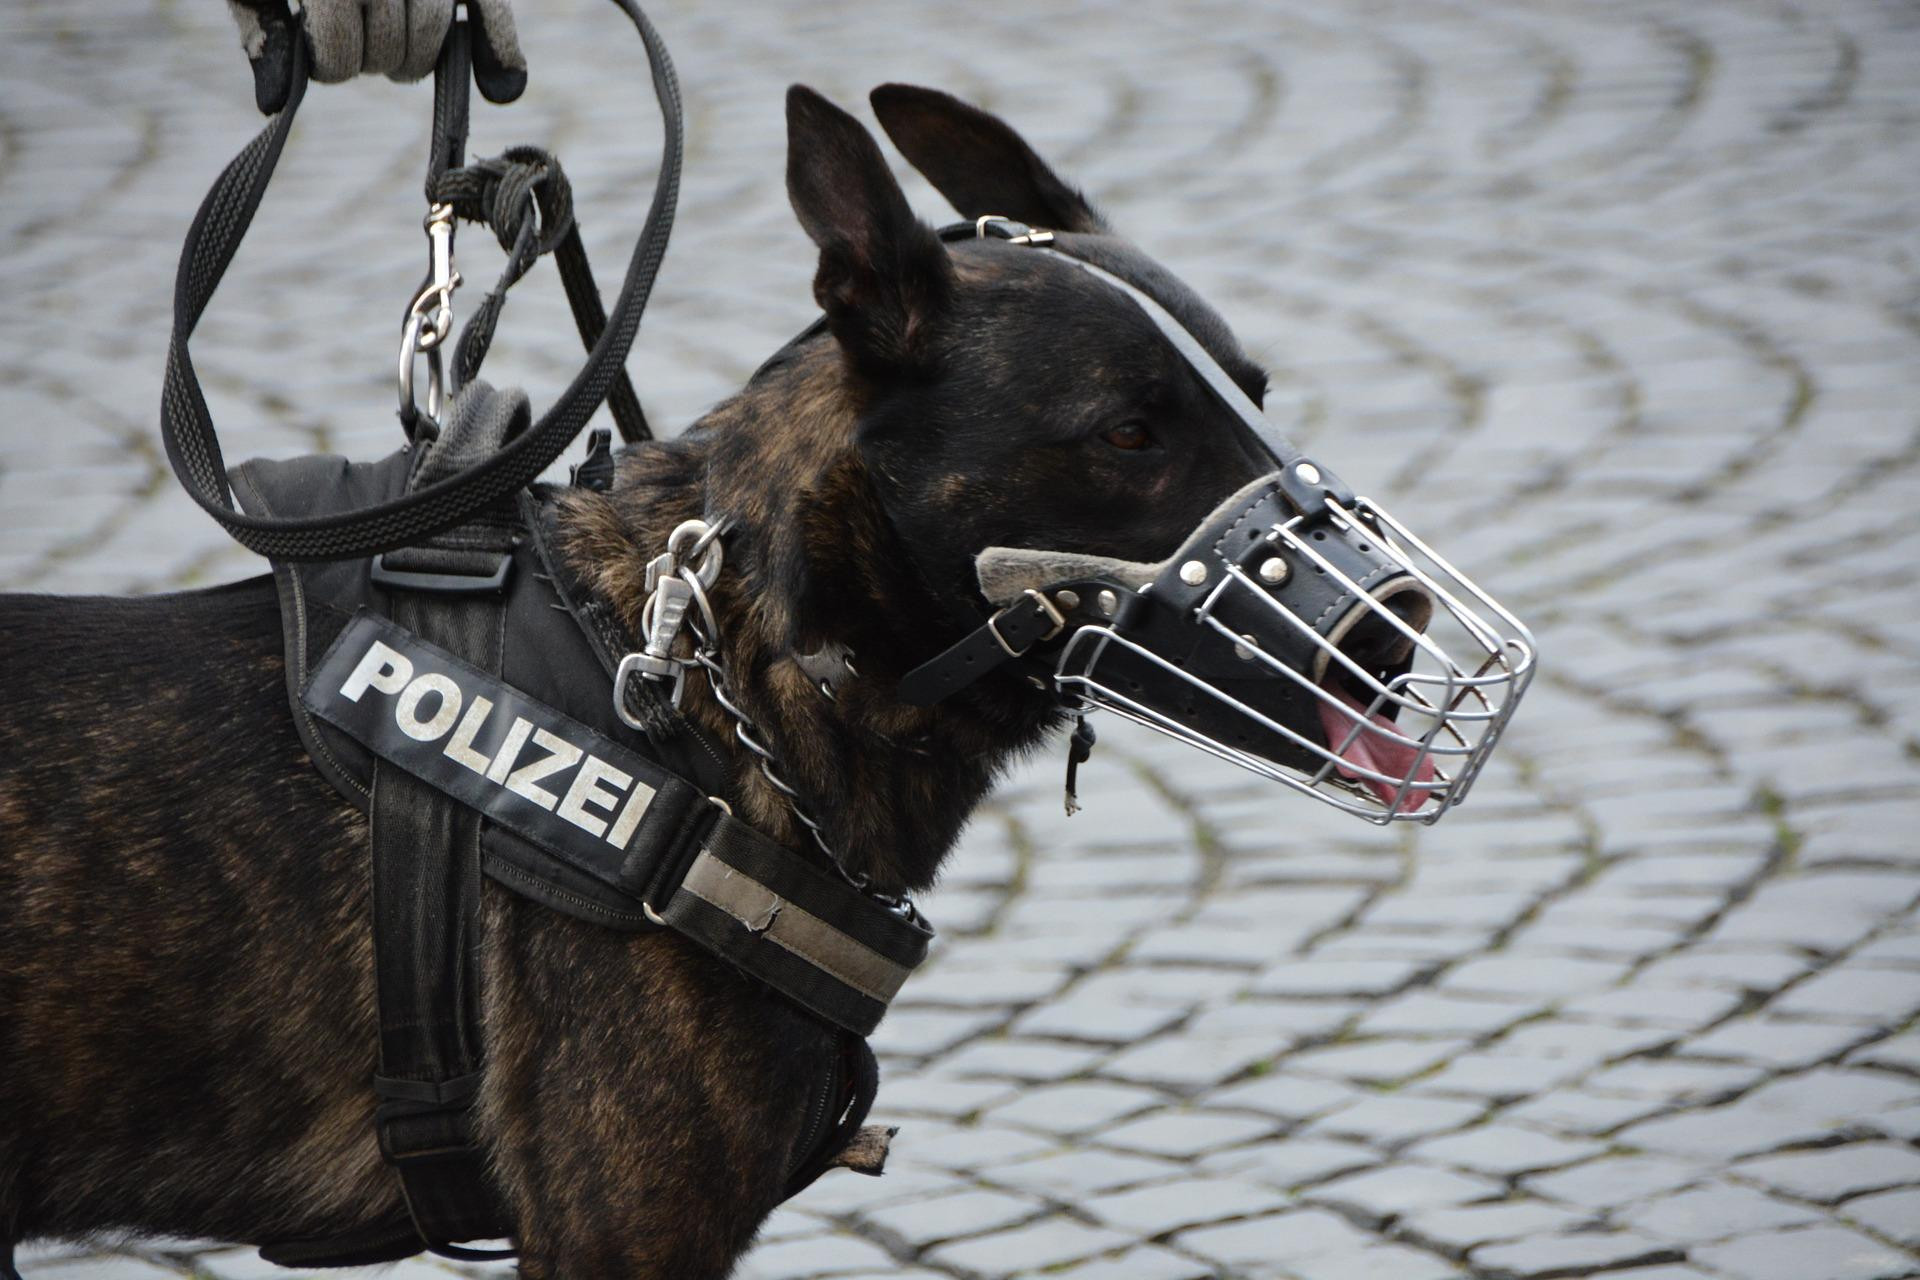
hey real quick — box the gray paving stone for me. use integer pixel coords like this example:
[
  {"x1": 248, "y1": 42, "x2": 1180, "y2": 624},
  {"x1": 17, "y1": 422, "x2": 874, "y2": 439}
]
[
  {"x1": 1671, "y1": 1015, "x2": 1871, "y2": 1069},
  {"x1": 1623, "y1": 1180, "x2": 1825, "y2": 1244},
  {"x1": 1184, "y1": 999, "x2": 1362, "y2": 1042},
  {"x1": 876, "y1": 1076, "x2": 1021, "y2": 1120},
  {"x1": 927, "y1": 1216, "x2": 1134, "y2": 1275},
  {"x1": 1018, "y1": 1245, "x2": 1213, "y2": 1280},
  {"x1": 985, "y1": 1082, "x2": 1165, "y2": 1136},
  {"x1": 893, "y1": 1124, "x2": 1056, "y2": 1173},
  {"x1": 1409, "y1": 1053, "x2": 1590, "y2": 1103},
  {"x1": 1850, "y1": 1032, "x2": 1920, "y2": 1074},
  {"x1": 1634, "y1": 950, "x2": 1818, "y2": 993},
  {"x1": 1584, "y1": 1058, "x2": 1767, "y2": 1101},
  {"x1": 1844, "y1": 1186, "x2": 1920, "y2": 1247},
  {"x1": 1734, "y1": 1143, "x2": 1920, "y2": 1203},
  {"x1": 1469, "y1": 1229, "x2": 1682, "y2": 1277},
  {"x1": 1280, "y1": 1242, "x2": 1468, "y2": 1280},
  {"x1": 1306, "y1": 1094, "x2": 1487, "y2": 1146},
  {"x1": 1356, "y1": 993, "x2": 1543, "y2": 1038},
  {"x1": 859, "y1": 1187, "x2": 1045, "y2": 1248},
  {"x1": 1560, "y1": 985, "x2": 1748, "y2": 1029},
  {"x1": 1441, "y1": 955, "x2": 1633, "y2": 999},
  {"x1": 1733, "y1": 1066, "x2": 1920, "y2": 1129},
  {"x1": 1405, "y1": 1125, "x2": 1605, "y2": 1177},
  {"x1": 1500, "y1": 1088, "x2": 1669, "y2": 1137},
  {"x1": 1174, "y1": 1209, "x2": 1375, "y2": 1267},
  {"x1": 1852, "y1": 932, "x2": 1920, "y2": 971},
  {"x1": 1402, "y1": 1200, "x2": 1593, "y2": 1252},
  {"x1": 731, "y1": 1233, "x2": 896, "y2": 1278},
  {"x1": 929, "y1": 1040, "x2": 1107, "y2": 1082},
  {"x1": 1098, "y1": 1031, "x2": 1282, "y2": 1088},
  {"x1": 1691, "y1": 1224, "x2": 1920, "y2": 1280},
  {"x1": 989, "y1": 1149, "x2": 1188, "y2": 1197},
  {"x1": 1616, "y1": 1097, "x2": 1839, "y2": 1163},
  {"x1": 1251, "y1": 958, "x2": 1431, "y2": 998},
  {"x1": 902, "y1": 964, "x2": 1071, "y2": 1008},
  {"x1": 1098, "y1": 1110, "x2": 1277, "y2": 1159},
  {"x1": 1198, "y1": 1136, "x2": 1379, "y2": 1189},
  {"x1": 1523, "y1": 1155, "x2": 1710, "y2": 1210},
  {"x1": 758, "y1": 1207, "x2": 833, "y2": 1242},
  {"x1": 1204, "y1": 1072, "x2": 1366, "y2": 1121},
  {"x1": 1011, "y1": 996, "x2": 1185, "y2": 1044},
  {"x1": 1773, "y1": 966, "x2": 1920, "y2": 1023},
  {"x1": 1084, "y1": 1175, "x2": 1290, "y2": 1236},
  {"x1": 790, "y1": 1165, "x2": 970, "y2": 1215},
  {"x1": 1283, "y1": 1037, "x2": 1474, "y2": 1084},
  {"x1": 1302, "y1": 1162, "x2": 1503, "y2": 1220},
  {"x1": 1492, "y1": 1020, "x2": 1677, "y2": 1067}
]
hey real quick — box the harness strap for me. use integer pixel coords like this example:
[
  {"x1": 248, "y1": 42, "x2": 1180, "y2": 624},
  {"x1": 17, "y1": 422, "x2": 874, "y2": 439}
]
[
  {"x1": 367, "y1": 387, "x2": 520, "y2": 1256},
  {"x1": 160, "y1": 0, "x2": 682, "y2": 563},
  {"x1": 898, "y1": 589, "x2": 1070, "y2": 707},
  {"x1": 899, "y1": 581, "x2": 1151, "y2": 708}
]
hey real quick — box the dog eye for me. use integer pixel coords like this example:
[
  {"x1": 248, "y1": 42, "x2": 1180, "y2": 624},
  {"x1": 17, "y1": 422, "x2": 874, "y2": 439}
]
[{"x1": 1101, "y1": 423, "x2": 1153, "y2": 451}]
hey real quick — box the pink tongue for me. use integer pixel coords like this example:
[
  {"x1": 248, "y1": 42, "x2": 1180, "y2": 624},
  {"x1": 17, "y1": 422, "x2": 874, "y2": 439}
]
[{"x1": 1317, "y1": 678, "x2": 1436, "y2": 814}]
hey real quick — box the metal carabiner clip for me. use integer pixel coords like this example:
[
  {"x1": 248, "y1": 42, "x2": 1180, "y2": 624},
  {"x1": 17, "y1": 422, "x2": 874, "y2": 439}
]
[{"x1": 398, "y1": 202, "x2": 462, "y2": 428}]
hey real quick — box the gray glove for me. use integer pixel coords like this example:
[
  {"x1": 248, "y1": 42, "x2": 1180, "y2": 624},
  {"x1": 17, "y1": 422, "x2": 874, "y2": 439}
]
[{"x1": 229, "y1": 0, "x2": 525, "y2": 113}]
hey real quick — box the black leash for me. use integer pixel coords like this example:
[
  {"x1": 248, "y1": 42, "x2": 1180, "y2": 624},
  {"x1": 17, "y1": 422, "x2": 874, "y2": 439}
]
[
  {"x1": 161, "y1": 0, "x2": 681, "y2": 563},
  {"x1": 416, "y1": 24, "x2": 650, "y2": 444}
]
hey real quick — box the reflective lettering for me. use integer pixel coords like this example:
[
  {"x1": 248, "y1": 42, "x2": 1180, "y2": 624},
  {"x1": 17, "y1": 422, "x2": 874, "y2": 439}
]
[
  {"x1": 341, "y1": 640, "x2": 412, "y2": 702},
  {"x1": 556, "y1": 754, "x2": 632, "y2": 839},
  {"x1": 504, "y1": 728, "x2": 582, "y2": 811},
  {"x1": 485, "y1": 717, "x2": 535, "y2": 783},
  {"x1": 605, "y1": 778, "x2": 658, "y2": 850},
  {"x1": 443, "y1": 694, "x2": 497, "y2": 774},
  {"x1": 395, "y1": 673, "x2": 462, "y2": 742}
]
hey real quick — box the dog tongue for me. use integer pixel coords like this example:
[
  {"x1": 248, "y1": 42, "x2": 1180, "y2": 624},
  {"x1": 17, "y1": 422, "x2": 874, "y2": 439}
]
[{"x1": 1317, "y1": 678, "x2": 1436, "y2": 814}]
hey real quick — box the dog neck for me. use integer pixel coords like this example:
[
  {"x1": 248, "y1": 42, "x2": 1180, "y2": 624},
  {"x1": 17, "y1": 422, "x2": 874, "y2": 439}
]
[{"x1": 554, "y1": 345, "x2": 1061, "y2": 895}]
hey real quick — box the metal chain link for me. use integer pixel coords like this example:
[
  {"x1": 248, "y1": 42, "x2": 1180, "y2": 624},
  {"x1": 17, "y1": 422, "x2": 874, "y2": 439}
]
[{"x1": 677, "y1": 557, "x2": 919, "y2": 919}]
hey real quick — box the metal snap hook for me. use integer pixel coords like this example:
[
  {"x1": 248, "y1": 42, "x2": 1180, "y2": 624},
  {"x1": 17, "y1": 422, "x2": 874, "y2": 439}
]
[{"x1": 397, "y1": 202, "x2": 462, "y2": 426}]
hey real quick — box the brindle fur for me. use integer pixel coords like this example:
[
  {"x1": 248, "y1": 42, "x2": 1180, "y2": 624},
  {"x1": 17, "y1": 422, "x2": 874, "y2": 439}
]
[{"x1": 0, "y1": 84, "x2": 1276, "y2": 1276}]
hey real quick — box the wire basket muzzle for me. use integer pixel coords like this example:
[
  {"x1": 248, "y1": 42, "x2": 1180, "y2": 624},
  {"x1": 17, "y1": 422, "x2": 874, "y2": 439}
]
[{"x1": 1054, "y1": 490, "x2": 1535, "y2": 824}]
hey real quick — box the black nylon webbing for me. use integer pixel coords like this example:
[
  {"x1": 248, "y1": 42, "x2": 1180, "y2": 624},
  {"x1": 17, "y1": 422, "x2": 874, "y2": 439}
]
[
  {"x1": 160, "y1": 0, "x2": 682, "y2": 562},
  {"x1": 369, "y1": 585, "x2": 508, "y2": 1248}
]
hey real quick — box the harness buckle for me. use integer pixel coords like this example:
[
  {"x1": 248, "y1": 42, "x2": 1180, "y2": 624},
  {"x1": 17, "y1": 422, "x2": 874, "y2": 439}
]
[
  {"x1": 987, "y1": 588, "x2": 1067, "y2": 658},
  {"x1": 974, "y1": 214, "x2": 1055, "y2": 246}
]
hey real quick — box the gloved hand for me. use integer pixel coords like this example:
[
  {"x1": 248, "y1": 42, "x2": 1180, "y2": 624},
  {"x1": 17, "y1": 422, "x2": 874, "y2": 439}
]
[{"x1": 228, "y1": 0, "x2": 526, "y2": 114}]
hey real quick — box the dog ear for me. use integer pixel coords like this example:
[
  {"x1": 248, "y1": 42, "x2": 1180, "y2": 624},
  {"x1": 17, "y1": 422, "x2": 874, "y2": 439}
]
[
  {"x1": 869, "y1": 83, "x2": 1108, "y2": 234},
  {"x1": 787, "y1": 85, "x2": 953, "y2": 374}
]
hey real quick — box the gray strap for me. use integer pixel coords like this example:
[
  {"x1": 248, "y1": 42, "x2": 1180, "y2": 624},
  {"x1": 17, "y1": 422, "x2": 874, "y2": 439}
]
[
  {"x1": 656, "y1": 814, "x2": 934, "y2": 1035},
  {"x1": 676, "y1": 852, "x2": 913, "y2": 1007}
]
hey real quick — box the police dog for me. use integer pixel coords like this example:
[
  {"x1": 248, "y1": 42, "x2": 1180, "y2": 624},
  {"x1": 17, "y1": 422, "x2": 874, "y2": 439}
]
[{"x1": 0, "y1": 85, "x2": 1278, "y2": 1277}]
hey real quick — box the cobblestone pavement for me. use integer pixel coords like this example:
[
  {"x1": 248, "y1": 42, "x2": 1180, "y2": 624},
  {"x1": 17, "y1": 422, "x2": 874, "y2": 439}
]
[{"x1": 6, "y1": 0, "x2": 1920, "y2": 1277}]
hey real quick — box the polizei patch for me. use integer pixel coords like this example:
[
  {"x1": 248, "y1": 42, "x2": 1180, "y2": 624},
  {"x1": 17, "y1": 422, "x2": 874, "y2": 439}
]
[{"x1": 303, "y1": 610, "x2": 685, "y2": 884}]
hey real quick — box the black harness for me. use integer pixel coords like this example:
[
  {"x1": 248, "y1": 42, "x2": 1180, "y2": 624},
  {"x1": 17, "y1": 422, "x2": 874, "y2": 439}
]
[
  {"x1": 120, "y1": 5, "x2": 933, "y2": 1268},
  {"x1": 230, "y1": 397, "x2": 927, "y2": 1268}
]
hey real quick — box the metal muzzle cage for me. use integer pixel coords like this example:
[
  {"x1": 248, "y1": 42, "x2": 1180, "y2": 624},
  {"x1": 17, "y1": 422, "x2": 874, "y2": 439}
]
[
  {"x1": 908, "y1": 219, "x2": 1536, "y2": 825},
  {"x1": 1051, "y1": 476, "x2": 1535, "y2": 824}
]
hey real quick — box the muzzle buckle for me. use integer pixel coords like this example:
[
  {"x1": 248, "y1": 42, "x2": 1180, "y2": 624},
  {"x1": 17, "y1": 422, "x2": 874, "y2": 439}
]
[{"x1": 988, "y1": 589, "x2": 1067, "y2": 658}]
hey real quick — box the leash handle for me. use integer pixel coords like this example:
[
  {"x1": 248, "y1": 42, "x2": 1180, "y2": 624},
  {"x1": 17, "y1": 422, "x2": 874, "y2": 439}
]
[{"x1": 161, "y1": 1, "x2": 682, "y2": 563}]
